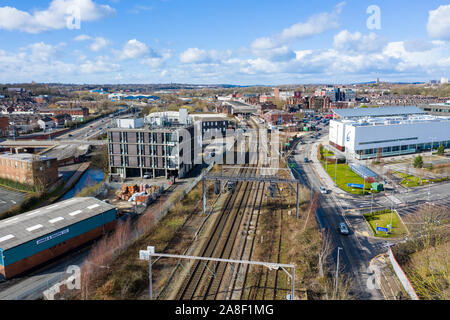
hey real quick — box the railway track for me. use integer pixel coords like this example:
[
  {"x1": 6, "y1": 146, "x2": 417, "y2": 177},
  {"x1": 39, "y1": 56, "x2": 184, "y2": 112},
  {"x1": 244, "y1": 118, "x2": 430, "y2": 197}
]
[
  {"x1": 175, "y1": 121, "x2": 268, "y2": 300},
  {"x1": 242, "y1": 189, "x2": 284, "y2": 300},
  {"x1": 176, "y1": 166, "x2": 255, "y2": 299}
]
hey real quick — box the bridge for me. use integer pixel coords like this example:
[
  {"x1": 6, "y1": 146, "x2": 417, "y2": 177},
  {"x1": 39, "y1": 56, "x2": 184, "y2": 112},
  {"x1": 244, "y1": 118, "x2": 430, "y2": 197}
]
[{"x1": 0, "y1": 140, "x2": 107, "y2": 148}]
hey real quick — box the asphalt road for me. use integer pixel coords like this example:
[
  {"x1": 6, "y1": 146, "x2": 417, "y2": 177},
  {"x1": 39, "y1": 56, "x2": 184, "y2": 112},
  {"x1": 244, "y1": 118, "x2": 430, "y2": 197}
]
[
  {"x1": 0, "y1": 187, "x2": 26, "y2": 214},
  {"x1": 289, "y1": 135, "x2": 385, "y2": 300}
]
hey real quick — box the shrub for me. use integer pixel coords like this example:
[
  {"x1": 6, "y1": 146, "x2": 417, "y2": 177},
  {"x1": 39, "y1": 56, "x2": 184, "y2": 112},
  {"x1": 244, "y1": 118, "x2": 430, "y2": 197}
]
[{"x1": 413, "y1": 155, "x2": 423, "y2": 168}]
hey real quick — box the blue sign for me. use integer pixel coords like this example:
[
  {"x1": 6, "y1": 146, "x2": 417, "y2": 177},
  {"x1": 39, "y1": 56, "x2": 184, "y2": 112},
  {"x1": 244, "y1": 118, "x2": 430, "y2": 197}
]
[
  {"x1": 376, "y1": 227, "x2": 389, "y2": 233},
  {"x1": 347, "y1": 183, "x2": 364, "y2": 189}
]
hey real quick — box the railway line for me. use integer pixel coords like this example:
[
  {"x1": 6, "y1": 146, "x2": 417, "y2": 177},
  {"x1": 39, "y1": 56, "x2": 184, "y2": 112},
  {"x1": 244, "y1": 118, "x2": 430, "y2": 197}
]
[
  {"x1": 175, "y1": 119, "x2": 275, "y2": 300},
  {"x1": 176, "y1": 165, "x2": 258, "y2": 299}
]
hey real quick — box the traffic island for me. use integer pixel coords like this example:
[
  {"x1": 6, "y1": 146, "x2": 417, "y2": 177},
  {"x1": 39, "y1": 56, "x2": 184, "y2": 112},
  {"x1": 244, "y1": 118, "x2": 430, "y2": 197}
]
[{"x1": 363, "y1": 209, "x2": 408, "y2": 238}]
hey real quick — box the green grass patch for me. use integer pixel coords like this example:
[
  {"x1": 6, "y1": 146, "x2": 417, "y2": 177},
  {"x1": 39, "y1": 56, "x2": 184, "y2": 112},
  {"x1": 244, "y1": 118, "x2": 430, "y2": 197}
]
[
  {"x1": 321, "y1": 162, "x2": 374, "y2": 195},
  {"x1": 363, "y1": 209, "x2": 408, "y2": 238},
  {"x1": 393, "y1": 171, "x2": 449, "y2": 188},
  {"x1": 0, "y1": 177, "x2": 37, "y2": 193}
]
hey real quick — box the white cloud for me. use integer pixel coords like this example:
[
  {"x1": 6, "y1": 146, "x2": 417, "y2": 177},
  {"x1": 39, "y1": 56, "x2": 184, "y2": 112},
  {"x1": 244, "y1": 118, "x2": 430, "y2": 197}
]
[
  {"x1": 90, "y1": 37, "x2": 110, "y2": 52},
  {"x1": 179, "y1": 48, "x2": 232, "y2": 64},
  {"x1": 141, "y1": 50, "x2": 172, "y2": 68},
  {"x1": 180, "y1": 48, "x2": 209, "y2": 63},
  {"x1": 0, "y1": 0, "x2": 115, "y2": 33},
  {"x1": 80, "y1": 57, "x2": 120, "y2": 74},
  {"x1": 251, "y1": 2, "x2": 345, "y2": 50},
  {"x1": 74, "y1": 34, "x2": 92, "y2": 41},
  {"x1": 427, "y1": 5, "x2": 450, "y2": 40},
  {"x1": 333, "y1": 30, "x2": 386, "y2": 54},
  {"x1": 120, "y1": 39, "x2": 149, "y2": 60}
]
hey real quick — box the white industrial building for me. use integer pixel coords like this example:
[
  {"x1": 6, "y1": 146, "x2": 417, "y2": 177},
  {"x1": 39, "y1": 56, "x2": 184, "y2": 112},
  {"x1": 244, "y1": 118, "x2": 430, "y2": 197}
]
[{"x1": 329, "y1": 107, "x2": 450, "y2": 159}]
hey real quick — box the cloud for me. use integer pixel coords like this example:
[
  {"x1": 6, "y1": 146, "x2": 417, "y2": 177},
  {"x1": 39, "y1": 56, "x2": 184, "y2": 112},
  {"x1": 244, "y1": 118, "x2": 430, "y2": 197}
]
[
  {"x1": 120, "y1": 39, "x2": 150, "y2": 60},
  {"x1": 251, "y1": 2, "x2": 345, "y2": 50},
  {"x1": 333, "y1": 30, "x2": 386, "y2": 54},
  {"x1": 129, "y1": 5, "x2": 153, "y2": 14},
  {"x1": 0, "y1": 0, "x2": 115, "y2": 33},
  {"x1": 90, "y1": 37, "x2": 110, "y2": 52},
  {"x1": 80, "y1": 56, "x2": 120, "y2": 74},
  {"x1": 141, "y1": 50, "x2": 172, "y2": 68},
  {"x1": 179, "y1": 48, "x2": 209, "y2": 63},
  {"x1": 74, "y1": 34, "x2": 92, "y2": 41},
  {"x1": 179, "y1": 48, "x2": 231, "y2": 64},
  {"x1": 252, "y1": 45, "x2": 296, "y2": 62},
  {"x1": 427, "y1": 5, "x2": 450, "y2": 40}
]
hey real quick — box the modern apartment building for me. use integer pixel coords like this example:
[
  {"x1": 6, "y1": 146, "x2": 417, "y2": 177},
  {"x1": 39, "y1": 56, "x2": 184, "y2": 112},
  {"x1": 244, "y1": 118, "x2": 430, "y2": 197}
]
[
  {"x1": 0, "y1": 153, "x2": 59, "y2": 189},
  {"x1": 108, "y1": 122, "x2": 199, "y2": 179}
]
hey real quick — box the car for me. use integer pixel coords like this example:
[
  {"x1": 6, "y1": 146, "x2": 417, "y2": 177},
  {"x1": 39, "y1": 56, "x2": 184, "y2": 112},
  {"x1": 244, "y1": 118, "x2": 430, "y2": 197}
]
[
  {"x1": 143, "y1": 174, "x2": 151, "y2": 179},
  {"x1": 304, "y1": 157, "x2": 309, "y2": 163},
  {"x1": 339, "y1": 222, "x2": 349, "y2": 235},
  {"x1": 320, "y1": 186, "x2": 327, "y2": 194},
  {"x1": 68, "y1": 134, "x2": 73, "y2": 137}
]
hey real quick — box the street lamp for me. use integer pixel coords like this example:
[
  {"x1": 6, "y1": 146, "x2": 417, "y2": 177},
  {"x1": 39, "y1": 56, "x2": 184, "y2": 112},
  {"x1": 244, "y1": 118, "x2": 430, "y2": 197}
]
[{"x1": 334, "y1": 247, "x2": 343, "y2": 299}]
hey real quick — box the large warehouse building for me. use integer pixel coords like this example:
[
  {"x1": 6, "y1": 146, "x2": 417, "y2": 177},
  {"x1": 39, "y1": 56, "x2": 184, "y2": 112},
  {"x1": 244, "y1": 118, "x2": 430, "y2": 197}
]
[
  {"x1": 329, "y1": 107, "x2": 450, "y2": 159},
  {"x1": 0, "y1": 197, "x2": 116, "y2": 279}
]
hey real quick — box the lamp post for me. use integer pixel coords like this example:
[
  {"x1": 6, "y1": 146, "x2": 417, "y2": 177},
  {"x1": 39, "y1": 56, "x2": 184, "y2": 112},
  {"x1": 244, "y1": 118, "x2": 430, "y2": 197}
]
[
  {"x1": 334, "y1": 247, "x2": 343, "y2": 299},
  {"x1": 428, "y1": 137, "x2": 436, "y2": 205}
]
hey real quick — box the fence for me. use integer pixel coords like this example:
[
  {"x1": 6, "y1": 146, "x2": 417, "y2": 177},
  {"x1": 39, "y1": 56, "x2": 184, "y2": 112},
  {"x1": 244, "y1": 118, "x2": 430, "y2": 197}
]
[{"x1": 388, "y1": 248, "x2": 419, "y2": 300}]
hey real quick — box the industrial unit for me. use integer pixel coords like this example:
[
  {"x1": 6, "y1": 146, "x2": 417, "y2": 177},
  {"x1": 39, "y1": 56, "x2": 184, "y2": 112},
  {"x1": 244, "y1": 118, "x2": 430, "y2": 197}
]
[
  {"x1": 329, "y1": 109, "x2": 450, "y2": 159},
  {"x1": 0, "y1": 197, "x2": 116, "y2": 279}
]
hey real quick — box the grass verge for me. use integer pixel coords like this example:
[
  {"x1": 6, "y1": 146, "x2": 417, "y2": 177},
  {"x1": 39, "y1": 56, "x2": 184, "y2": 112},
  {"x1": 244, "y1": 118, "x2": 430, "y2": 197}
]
[
  {"x1": 364, "y1": 209, "x2": 408, "y2": 238},
  {"x1": 321, "y1": 162, "x2": 374, "y2": 195}
]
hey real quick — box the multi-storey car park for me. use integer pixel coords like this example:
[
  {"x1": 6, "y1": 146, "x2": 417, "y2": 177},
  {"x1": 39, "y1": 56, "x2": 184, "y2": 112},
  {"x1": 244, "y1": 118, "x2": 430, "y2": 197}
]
[
  {"x1": 0, "y1": 197, "x2": 116, "y2": 279},
  {"x1": 329, "y1": 108, "x2": 450, "y2": 159}
]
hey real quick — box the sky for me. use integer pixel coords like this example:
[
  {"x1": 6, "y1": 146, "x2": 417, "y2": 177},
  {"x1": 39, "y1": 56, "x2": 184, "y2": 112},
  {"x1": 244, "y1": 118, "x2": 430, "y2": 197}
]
[{"x1": 0, "y1": 0, "x2": 449, "y2": 85}]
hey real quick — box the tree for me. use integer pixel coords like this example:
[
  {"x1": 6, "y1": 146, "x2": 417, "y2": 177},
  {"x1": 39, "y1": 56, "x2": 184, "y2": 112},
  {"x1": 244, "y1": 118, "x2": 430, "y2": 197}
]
[
  {"x1": 413, "y1": 155, "x2": 423, "y2": 168},
  {"x1": 436, "y1": 145, "x2": 445, "y2": 156}
]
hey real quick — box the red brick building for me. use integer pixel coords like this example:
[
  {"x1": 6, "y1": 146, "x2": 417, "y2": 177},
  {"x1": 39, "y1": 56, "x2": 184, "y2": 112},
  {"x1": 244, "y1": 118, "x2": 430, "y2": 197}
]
[
  {"x1": 0, "y1": 153, "x2": 59, "y2": 189},
  {"x1": 0, "y1": 117, "x2": 9, "y2": 137},
  {"x1": 263, "y1": 110, "x2": 294, "y2": 125}
]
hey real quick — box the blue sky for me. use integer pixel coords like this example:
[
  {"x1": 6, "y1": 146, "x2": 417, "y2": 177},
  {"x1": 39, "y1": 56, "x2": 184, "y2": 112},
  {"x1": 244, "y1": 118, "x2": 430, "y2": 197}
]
[{"x1": 0, "y1": 0, "x2": 449, "y2": 84}]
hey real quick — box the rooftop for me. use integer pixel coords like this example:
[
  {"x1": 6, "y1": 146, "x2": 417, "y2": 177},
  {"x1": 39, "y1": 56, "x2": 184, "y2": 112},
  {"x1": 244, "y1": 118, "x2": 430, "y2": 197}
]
[
  {"x1": 338, "y1": 114, "x2": 450, "y2": 127},
  {"x1": 0, "y1": 153, "x2": 56, "y2": 162},
  {"x1": 332, "y1": 106, "x2": 426, "y2": 118},
  {"x1": 109, "y1": 122, "x2": 193, "y2": 133},
  {"x1": 0, "y1": 197, "x2": 115, "y2": 251}
]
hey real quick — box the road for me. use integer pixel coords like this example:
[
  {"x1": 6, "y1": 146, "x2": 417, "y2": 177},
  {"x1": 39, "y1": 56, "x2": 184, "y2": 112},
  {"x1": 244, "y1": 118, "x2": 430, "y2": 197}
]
[
  {"x1": 0, "y1": 187, "x2": 26, "y2": 214},
  {"x1": 288, "y1": 141, "x2": 384, "y2": 299},
  {"x1": 286, "y1": 120, "x2": 450, "y2": 299}
]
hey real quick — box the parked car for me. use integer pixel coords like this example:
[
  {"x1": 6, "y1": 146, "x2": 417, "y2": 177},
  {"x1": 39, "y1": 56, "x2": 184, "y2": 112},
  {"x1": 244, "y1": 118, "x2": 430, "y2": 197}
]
[
  {"x1": 304, "y1": 157, "x2": 309, "y2": 163},
  {"x1": 339, "y1": 222, "x2": 349, "y2": 235},
  {"x1": 320, "y1": 186, "x2": 327, "y2": 194}
]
